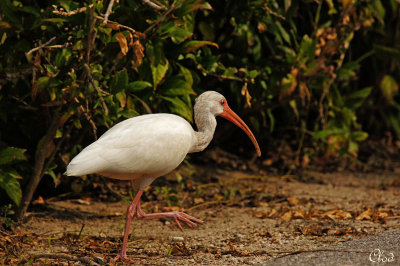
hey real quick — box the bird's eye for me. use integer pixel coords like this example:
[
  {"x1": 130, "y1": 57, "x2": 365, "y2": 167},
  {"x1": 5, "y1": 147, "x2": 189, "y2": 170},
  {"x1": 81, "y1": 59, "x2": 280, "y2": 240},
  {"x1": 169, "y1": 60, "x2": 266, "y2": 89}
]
[{"x1": 220, "y1": 99, "x2": 225, "y2": 105}]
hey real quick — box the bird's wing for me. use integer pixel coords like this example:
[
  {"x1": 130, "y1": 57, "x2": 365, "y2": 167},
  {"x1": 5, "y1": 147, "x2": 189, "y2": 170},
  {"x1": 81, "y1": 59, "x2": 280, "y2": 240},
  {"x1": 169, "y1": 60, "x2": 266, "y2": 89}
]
[{"x1": 66, "y1": 114, "x2": 194, "y2": 179}]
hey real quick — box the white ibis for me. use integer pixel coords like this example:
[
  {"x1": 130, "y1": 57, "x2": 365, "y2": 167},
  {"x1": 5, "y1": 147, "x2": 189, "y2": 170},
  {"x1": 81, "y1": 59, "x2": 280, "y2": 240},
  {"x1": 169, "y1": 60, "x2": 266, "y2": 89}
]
[{"x1": 65, "y1": 91, "x2": 261, "y2": 261}]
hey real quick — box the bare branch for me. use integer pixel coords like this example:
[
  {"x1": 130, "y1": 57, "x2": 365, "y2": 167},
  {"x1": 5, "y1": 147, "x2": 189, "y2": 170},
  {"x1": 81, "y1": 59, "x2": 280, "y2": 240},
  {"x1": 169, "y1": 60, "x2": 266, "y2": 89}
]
[
  {"x1": 95, "y1": 15, "x2": 146, "y2": 39},
  {"x1": 142, "y1": 0, "x2": 165, "y2": 11},
  {"x1": 26, "y1": 37, "x2": 57, "y2": 57},
  {"x1": 144, "y1": 0, "x2": 180, "y2": 36},
  {"x1": 86, "y1": 5, "x2": 96, "y2": 64},
  {"x1": 103, "y1": 0, "x2": 116, "y2": 24},
  {"x1": 52, "y1": 4, "x2": 94, "y2": 16},
  {"x1": 264, "y1": 4, "x2": 286, "y2": 20}
]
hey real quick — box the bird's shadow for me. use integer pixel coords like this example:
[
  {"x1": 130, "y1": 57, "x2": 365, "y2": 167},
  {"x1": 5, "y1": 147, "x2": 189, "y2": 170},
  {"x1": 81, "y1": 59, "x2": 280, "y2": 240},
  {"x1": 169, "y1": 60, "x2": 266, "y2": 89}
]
[{"x1": 25, "y1": 203, "x2": 117, "y2": 222}]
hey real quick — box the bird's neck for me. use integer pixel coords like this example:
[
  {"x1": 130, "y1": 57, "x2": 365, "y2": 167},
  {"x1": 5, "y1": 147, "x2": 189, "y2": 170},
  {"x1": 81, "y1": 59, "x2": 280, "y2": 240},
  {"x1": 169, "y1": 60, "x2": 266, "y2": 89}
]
[{"x1": 189, "y1": 104, "x2": 217, "y2": 153}]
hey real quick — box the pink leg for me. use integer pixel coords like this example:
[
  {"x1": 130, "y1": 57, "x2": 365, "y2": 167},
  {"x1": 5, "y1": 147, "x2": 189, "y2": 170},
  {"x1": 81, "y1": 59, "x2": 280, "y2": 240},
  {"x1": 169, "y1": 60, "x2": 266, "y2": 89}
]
[
  {"x1": 136, "y1": 201, "x2": 203, "y2": 230},
  {"x1": 113, "y1": 190, "x2": 144, "y2": 262}
]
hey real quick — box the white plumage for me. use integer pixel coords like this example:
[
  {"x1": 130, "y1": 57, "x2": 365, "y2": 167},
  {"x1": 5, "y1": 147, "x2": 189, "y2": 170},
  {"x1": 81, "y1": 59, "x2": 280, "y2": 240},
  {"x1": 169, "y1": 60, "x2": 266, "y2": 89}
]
[
  {"x1": 65, "y1": 91, "x2": 261, "y2": 262},
  {"x1": 66, "y1": 114, "x2": 194, "y2": 189}
]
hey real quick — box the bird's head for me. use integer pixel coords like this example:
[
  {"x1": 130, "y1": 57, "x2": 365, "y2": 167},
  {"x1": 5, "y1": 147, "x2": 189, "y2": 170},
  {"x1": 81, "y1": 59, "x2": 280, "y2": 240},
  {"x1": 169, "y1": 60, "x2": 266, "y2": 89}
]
[{"x1": 195, "y1": 91, "x2": 261, "y2": 157}]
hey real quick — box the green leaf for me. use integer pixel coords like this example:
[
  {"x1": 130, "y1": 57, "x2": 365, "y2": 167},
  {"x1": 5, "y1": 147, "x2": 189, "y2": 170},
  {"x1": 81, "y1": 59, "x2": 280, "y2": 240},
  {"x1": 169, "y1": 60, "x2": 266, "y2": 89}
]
[
  {"x1": 267, "y1": 109, "x2": 275, "y2": 133},
  {"x1": 162, "y1": 76, "x2": 195, "y2": 96},
  {"x1": 175, "y1": 0, "x2": 209, "y2": 16},
  {"x1": 151, "y1": 59, "x2": 169, "y2": 89},
  {"x1": 158, "y1": 22, "x2": 193, "y2": 44},
  {"x1": 0, "y1": 0, "x2": 21, "y2": 26},
  {"x1": 275, "y1": 21, "x2": 291, "y2": 45},
  {"x1": 373, "y1": 44, "x2": 400, "y2": 57},
  {"x1": 380, "y1": 75, "x2": 398, "y2": 104},
  {"x1": 346, "y1": 87, "x2": 372, "y2": 109},
  {"x1": 111, "y1": 69, "x2": 129, "y2": 93},
  {"x1": 177, "y1": 64, "x2": 193, "y2": 87},
  {"x1": 55, "y1": 48, "x2": 72, "y2": 67},
  {"x1": 127, "y1": 81, "x2": 152, "y2": 92},
  {"x1": 0, "y1": 147, "x2": 26, "y2": 165},
  {"x1": 161, "y1": 96, "x2": 193, "y2": 122},
  {"x1": 180, "y1": 40, "x2": 219, "y2": 53},
  {"x1": 0, "y1": 169, "x2": 22, "y2": 206},
  {"x1": 313, "y1": 128, "x2": 343, "y2": 140},
  {"x1": 37, "y1": 76, "x2": 50, "y2": 89},
  {"x1": 351, "y1": 131, "x2": 368, "y2": 142},
  {"x1": 297, "y1": 35, "x2": 316, "y2": 64},
  {"x1": 116, "y1": 91, "x2": 127, "y2": 108},
  {"x1": 44, "y1": 164, "x2": 58, "y2": 186}
]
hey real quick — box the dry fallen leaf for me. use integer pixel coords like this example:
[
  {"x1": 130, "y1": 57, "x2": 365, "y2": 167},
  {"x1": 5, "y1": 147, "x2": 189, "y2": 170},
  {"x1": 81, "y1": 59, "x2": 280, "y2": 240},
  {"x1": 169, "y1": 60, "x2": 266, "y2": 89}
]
[
  {"x1": 293, "y1": 209, "x2": 305, "y2": 219},
  {"x1": 287, "y1": 196, "x2": 299, "y2": 206},
  {"x1": 32, "y1": 196, "x2": 45, "y2": 205},
  {"x1": 280, "y1": 211, "x2": 293, "y2": 222},
  {"x1": 323, "y1": 209, "x2": 352, "y2": 220},
  {"x1": 356, "y1": 208, "x2": 373, "y2": 220}
]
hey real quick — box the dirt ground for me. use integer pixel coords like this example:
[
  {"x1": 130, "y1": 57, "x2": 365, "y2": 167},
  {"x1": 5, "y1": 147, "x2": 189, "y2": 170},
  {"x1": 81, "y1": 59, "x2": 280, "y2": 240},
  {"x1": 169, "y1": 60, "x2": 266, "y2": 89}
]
[{"x1": 2, "y1": 166, "x2": 400, "y2": 265}]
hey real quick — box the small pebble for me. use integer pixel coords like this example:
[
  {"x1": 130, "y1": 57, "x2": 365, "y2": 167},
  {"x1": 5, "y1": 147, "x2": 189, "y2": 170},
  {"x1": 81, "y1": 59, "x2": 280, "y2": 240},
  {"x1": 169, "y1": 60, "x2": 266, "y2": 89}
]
[
  {"x1": 234, "y1": 233, "x2": 244, "y2": 238},
  {"x1": 93, "y1": 256, "x2": 105, "y2": 264},
  {"x1": 172, "y1": 236, "x2": 184, "y2": 242}
]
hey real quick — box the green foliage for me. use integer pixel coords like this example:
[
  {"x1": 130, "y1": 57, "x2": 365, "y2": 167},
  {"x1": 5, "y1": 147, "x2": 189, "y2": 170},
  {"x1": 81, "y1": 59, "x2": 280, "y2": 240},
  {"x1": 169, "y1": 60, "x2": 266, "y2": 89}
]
[
  {"x1": 0, "y1": 0, "x2": 399, "y2": 207},
  {"x1": 0, "y1": 147, "x2": 26, "y2": 206}
]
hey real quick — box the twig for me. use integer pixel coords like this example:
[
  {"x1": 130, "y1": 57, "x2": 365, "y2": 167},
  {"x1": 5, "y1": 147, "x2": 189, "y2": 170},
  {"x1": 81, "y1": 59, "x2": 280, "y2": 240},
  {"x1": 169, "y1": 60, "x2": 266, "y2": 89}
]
[
  {"x1": 131, "y1": 94, "x2": 152, "y2": 114},
  {"x1": 142, "y1": 0, "x2": 165, "y2": 11},
  {"x1": 26, "y1": 37, "x2": 57, "y2": 57},
  {"x1": 264, "y1": 4, "x2": 286, "y2": 20},
  {"x1": 79, "y1": 98, "x2": 98, "y2": 139},
  {"x1": 186, "y1": 200, "x2": 226, "y2": 211},
  {"x1": 95, "y1": 15, "x2": 146, "y2": 39},
  {"x1": 144, "y1": 0, "x2": 180, "y2": 36},
  {"x1": 10, "y1": 95, "x2": 39, "y2": 111},
  {"x1": 103, "y1": 0, "x2": 116, "y2": 24},
  {"x1": 52, "y1": 4, "x2": 94, "y2": 16},
  {"x1": 77, "y1": 224, "x2": 85, "y2": 239},
  {"x1": 83, "y1": 63, "x2": 109, "y2": 115},
  {"x1": 86, "y1": 5, "x2": 96, "y2": 64},
  {"x1": 26, "y1": 253, "x2": 98, "y2": 265}
]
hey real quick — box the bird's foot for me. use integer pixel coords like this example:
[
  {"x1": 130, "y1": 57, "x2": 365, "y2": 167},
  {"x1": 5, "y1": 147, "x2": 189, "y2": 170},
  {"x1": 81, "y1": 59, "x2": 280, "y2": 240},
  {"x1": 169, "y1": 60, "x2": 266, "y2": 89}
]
[
  {"x1": 169, "y1": 211, "x2": 204, "y2": 230},
  {"x1": 137, "y1": 210, "x2": 203, "y2": 230},
  {"x1": 113, "y1": 252, "x2": 145, "y2": 263},
  {"x1": 113, "y1": 251, "x2": 128, "y2": 263}
]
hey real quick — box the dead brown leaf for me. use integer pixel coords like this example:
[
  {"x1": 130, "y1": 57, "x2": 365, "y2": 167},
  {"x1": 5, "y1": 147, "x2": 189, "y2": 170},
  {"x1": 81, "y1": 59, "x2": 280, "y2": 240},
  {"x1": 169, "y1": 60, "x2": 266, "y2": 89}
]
[
  {"x1": 323, "y1": 209, "x2": 352, "y2": 220},
  {"x1": 280, "y1": 211, "x2": 293, "y2": 222},
  {"x1": 132, "y1": 39, "x2": 144, "y2": 68},
  {"x1": 115, "y1": 32, "x2": 128, "y2": 55},
  {"x1": 355, "y1": 208, "x2": 373, "y2": 220},
  {"x1": 171, "y1": 243, "x2": 191, "y2": 256},
  {"x1": 32, "y1": 196, "x2": 45, "y2": 205},
  {"x1": 287, "y1": 196, "x2": 299, "y2": 206},
  {"x1": 292, "y1": 209, "x2": 305, "y2": 219},
  {"x1": 241, "y1": 82, "x2": 252, "y2": 107}
]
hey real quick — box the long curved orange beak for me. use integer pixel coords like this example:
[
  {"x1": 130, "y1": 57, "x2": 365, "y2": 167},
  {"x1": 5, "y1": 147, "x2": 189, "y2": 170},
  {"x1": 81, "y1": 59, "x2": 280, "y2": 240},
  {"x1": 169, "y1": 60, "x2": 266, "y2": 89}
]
[{"x1": 218, "y1": 105, "x2": 261, "y2": 157}]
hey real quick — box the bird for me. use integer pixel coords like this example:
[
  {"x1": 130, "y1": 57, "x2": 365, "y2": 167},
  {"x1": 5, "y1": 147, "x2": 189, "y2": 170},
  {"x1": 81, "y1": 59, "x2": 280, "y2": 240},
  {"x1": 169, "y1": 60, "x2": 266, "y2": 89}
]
[{"x1": 65, "y1": 91, "x2": 261, "y2": 261}]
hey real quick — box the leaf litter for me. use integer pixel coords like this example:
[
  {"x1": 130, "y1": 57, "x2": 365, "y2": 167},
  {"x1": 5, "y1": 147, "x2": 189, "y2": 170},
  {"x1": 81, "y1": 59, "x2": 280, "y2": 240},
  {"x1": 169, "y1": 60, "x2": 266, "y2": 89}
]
[{"x1": 1, "y1": 167, "x2": 400, "y2": 265}]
